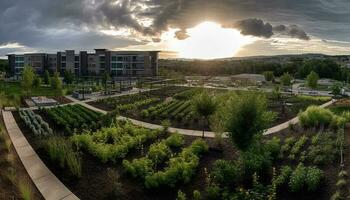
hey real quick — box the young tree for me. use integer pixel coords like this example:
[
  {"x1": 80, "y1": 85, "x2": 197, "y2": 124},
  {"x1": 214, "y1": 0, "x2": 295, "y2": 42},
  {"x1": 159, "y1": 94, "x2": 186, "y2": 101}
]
[
  {"x1": 263, "y1": 71, "x2": 274, "y2": 82},
  {"x1": 43, "y1": 70, "x2": 51, "y2": 85},
  {"x1": 306, "y1": 71, "x2": 319, "y2": 89},
  {"x1": 33, "y1": 75, "x2": 42, "y2": 88},
  {"x1": 280, "y1": 72, "x2": 293, "y2": 86},
  {"x1": 21, "y1": 66, "x2": 35, "y2": 96},
  {"x1": 102, "y1": 71, "x2": 111, "y2": 94},
  {"x1": 331, "y1": 82, "x2": 342, "y2": 97},
  {"x1": 226, "y1": 93, "x2": 275, "y2": 151},
  {"x1": 51, "y1": 72, "x2": 63, "y2": 95},
  {"x1": 63, "y1": 70, "x2": 74, "y2": 84},
  {"x1": 193, "y1": 90, "x2": 217, "y2": 138}
]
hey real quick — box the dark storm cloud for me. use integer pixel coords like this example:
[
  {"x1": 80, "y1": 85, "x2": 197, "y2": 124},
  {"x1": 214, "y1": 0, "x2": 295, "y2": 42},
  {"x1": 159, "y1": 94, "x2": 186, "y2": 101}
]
[
  {"x1": 233, "y1": 18, "x2": 273, "y2": 38},
  {"x1": 1, "y1": 0, "x2": 350, "y2": 56}
]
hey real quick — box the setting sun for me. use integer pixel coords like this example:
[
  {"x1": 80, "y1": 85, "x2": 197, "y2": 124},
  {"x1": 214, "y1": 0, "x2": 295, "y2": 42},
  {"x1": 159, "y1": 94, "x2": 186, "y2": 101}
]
[{"x1": 172, "y1": 21, "x2": 256, "y2": 59}]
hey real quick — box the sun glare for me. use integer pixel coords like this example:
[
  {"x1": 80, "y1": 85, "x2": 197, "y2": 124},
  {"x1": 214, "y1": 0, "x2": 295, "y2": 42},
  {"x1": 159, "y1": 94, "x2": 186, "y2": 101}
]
[{"x1": 172, "y1": 21, "x2": 256, "y2": 59}]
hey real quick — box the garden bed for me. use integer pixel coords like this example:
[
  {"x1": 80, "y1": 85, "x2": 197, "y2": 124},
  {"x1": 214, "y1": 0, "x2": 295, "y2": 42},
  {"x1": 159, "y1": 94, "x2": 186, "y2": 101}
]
[
  {"x1": 13, "y1": 107, "x2": 346, "y2": 199},
  {"x1": 88, "y1": 86, "x2": 330, "y2": 131}
]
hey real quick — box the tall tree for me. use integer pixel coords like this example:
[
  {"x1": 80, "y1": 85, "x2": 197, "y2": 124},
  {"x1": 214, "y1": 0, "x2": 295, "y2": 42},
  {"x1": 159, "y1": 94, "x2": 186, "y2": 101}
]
[
  {"x1": 193, "y1": 90, "x2": 217, "y2": 138},
  {"x1": 226, "y1": 93, "x2": 275, "y2": 151},
  {"x1": 63, "y1": 70, "x2": 74, "y2": 84},
  {"x1": 331, "y1": 82, "x2": 342, "y2": 97},
  {"x1": 43, "y1": 70, "x2": 51, "y2": 85},
  {"x1": 33, "y1": 75, "x2": 41, "y2": 88},
  {"x1": 21, "y1": 66, "x2": 35, "y2": 96},
  {"x1": 306, "y1": 71, "x2": 319, "y2": 89},
  {"x1": 280, "y1": 72, "x2": 293, "y2": 86},
  {"x1": 102, "y1": 71, "x2": 111, "y2": 94},
  {"x1": 51, "y1": 72, "x2": 63, "y2": 95}
]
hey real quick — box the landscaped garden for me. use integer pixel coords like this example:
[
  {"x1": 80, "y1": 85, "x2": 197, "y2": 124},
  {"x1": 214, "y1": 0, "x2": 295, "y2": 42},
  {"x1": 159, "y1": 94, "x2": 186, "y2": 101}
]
[
  {"x1": 89, "y1": 86, "x2": 331, "y2": 130},
  {"x1": 10, "y1": 91, "x2": 350, "y2": 200}
]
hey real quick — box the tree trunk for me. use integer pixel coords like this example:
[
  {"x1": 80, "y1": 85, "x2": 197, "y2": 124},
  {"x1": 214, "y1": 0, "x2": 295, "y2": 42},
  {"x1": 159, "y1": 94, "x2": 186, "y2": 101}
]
[{"x1": 202, "y1": 117, "x2": 207, "y2": 138}]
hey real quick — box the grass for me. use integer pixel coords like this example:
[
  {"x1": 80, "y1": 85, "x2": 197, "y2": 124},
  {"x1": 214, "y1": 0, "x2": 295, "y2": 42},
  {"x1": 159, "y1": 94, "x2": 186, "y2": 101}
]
[
  {"x1": 18, "y1": 180, "x2": 33, "y2": 200},
  {"x1": 0, "y1": 81, "x2": 62, "y2": 97}
]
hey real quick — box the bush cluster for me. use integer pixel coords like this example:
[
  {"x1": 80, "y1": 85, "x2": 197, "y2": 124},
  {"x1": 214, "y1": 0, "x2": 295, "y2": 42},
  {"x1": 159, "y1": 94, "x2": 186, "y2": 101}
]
[
  {"x1": 19, "y1": 109, "x2": 53, "y2": 136},
  {"x1": 306, "y1": 132, "x2": 339, "y2": 165},
  {"x1": 72, "y1": 121, "x2": 161, "y2": 163},
  {"x1": 144, "y1": 139, "x2": 208, "y2": 188},
  {"x1": 289, "y1": 163, "x2": 323, "y2": 193},
  {"x1": 299, "y1": 106, "x2": 347, "y2": 129}
]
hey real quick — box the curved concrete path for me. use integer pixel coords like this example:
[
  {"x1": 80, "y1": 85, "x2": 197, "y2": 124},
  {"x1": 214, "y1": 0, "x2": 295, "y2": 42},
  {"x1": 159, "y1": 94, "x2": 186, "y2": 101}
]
[
  {"x1": 76, "y1": 98, "x2": 336, "y2": 137},
  {"x1": 2, "y1": 111, "x2": 79, "y2": 200}
]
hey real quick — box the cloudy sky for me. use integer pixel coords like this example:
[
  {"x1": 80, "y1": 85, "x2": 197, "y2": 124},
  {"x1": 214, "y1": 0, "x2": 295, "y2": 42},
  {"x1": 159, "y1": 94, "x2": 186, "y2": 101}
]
[{"x1": 2, "y1": 0, "x2": 350, "y2": 59}]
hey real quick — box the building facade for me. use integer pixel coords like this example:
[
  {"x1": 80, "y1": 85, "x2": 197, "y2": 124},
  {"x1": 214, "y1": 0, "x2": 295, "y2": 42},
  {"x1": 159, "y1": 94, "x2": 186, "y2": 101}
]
[{"x1": 7, "y1": 49, "x2": 159, "y2": 77}]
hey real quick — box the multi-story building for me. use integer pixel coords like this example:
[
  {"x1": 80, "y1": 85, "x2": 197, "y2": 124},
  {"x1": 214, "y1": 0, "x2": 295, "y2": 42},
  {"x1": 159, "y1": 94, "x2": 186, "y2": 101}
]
[{"x1": 7, "y1": 49, "x2": 159, "y2": 77}]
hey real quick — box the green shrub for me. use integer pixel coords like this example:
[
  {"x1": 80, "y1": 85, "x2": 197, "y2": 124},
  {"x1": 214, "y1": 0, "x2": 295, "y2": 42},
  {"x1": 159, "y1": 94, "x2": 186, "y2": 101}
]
[
  {"x1": 176, "y1": 190, "x2": 187, "y2": 200},
  {"x1": 265, "y1": 137, "x2": 281, "y2": 160},
  {"x1": 289, "y1": 163, "x2": 307, "y2": 192},
  {"x1": 144, "y1": 139, "x2": 208, "y2": 188},
  {"x1": 193, "y1": 190, "x2": 201, "y2": 200},
  {"x1": 240, "y1": 149, "x2": 272, "y2": 177},
  {"x1": 165, "y1": 133, "x2": 184, "y2": 147},
  {"x1": 205, "y1": 184, "x2": 221, "y2": 200},
  {"x1": 299, "y1": 106, "x2": 334, "y2": 128},
  {"x1": 288, "y1": 135, "x2": 308, "y2": 160},
  {"x1": 147, "y1": 142, "x2": 171, "y2": 165},
  {"x1": 123, "y1": 158, "x2": 154, "y2": 178},
  {"x1": 307, "y1": 133, "x2": 338, "y2": 165},
  {"x1": 274, "y1": 166, "x2": 292, "y2": 188},
  {"x1": 211, "y1": 160, "x2": 242, "y2": 187},
  {"x1": 306, "y1": 167, "x2": 323, "y2": 192},
  {"x1": 289, "y1": 163, "x2": 323, "y2": 193},
  {"x1": 281, "y1": 137, "x2": 296, "y2": 154},
  {"x1": 336, "y1": 179, "x2": 347, "y2": 188}
]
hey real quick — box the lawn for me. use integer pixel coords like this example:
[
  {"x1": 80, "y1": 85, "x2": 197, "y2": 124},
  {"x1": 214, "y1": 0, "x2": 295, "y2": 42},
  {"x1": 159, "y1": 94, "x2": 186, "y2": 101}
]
[{"x1": 0, "y1": 81, "x2": 77, "y2": 107}]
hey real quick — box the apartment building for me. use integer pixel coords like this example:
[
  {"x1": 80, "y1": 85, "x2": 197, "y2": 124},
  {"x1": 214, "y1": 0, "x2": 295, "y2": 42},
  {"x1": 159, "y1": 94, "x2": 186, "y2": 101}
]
[{"x1": 7, "y1": 49, "x2": 159, "y2": 77}]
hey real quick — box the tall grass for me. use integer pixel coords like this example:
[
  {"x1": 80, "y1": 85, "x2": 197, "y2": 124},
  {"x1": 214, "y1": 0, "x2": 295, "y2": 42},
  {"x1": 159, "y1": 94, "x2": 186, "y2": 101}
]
[
  {"x1": 44, "y1": 137, "x2": 82, "y2": 177},
  {"x1": 18, "y1": 180, "x2": 33, "y2": 200}
]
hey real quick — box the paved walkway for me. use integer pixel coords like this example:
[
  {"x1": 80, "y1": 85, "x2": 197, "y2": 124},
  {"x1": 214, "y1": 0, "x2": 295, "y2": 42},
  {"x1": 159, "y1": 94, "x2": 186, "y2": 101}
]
[
  {"x1": 77, "y1": 99, "x2": 336, "y2": 137},
  {"x1": 2, "y1": 111, "x2": 79, "y2": 200}
]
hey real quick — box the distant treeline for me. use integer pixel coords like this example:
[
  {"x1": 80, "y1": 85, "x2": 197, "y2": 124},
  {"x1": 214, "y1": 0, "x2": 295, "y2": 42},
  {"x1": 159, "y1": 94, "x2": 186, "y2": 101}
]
[
  {"x1": 0, "y1": 59, "x2": 9, "y2": 72},
  {"x1": 160, "y1": 58, "x2": 350, "y2": 81}
]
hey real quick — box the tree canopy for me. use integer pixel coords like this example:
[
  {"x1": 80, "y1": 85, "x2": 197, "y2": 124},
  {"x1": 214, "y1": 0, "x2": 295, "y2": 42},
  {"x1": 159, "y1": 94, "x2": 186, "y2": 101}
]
[
  {"x1": 21, "y1": 66, "x2": 35, "y2": 96},
  {"x1": 306, "y1": 71, "x2": 319, "y2": 89},
  {"x1": 226, "y1": 93, "x2": 275, "y2": 151}
]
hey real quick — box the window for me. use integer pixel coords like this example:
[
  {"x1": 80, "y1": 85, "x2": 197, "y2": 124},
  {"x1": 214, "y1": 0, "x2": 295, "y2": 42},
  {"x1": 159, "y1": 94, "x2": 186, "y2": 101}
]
[
  {"x1": 62, "y1": 63, "x2": 66, "y2": 68},
  {"x1": 117, "y1": 56, "x2": 123, "y2": 61},
  {"x1": 75, "y1": 56, "x2": 79, "y2": 62},
  {"x1": 111, "y1": 56, "x2": 117, "y2": 61},
  {"x1": 62, "y1": 56, "x2": 66, "y2": 62}
]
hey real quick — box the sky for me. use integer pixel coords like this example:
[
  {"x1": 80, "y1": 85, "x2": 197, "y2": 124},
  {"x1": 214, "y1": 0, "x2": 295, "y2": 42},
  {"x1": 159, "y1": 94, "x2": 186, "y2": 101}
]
[{"x1": 2, "y1": 0, "x2": 350, "y2": 59}]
